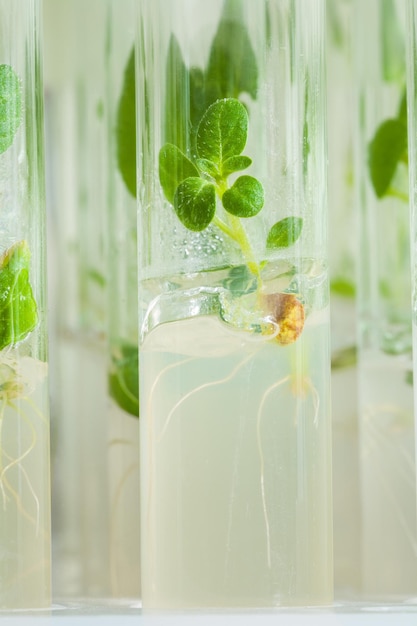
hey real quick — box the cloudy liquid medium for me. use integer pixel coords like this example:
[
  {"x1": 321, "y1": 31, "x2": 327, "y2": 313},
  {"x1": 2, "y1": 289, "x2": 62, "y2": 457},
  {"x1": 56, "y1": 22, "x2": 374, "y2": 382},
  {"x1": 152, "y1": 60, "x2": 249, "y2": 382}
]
[
  {"x1": 359, "y1": 349, "x2": 417, "y2": 599},
  {"x1": 107, "y1": 402, "x2": 141, "y2": 599},
  {"x1": 330, "y1": 297, "x2": 361, "y2": 597},
  {"x1": 51, "y1": 333, "x2": 111, "y2": 599},
  {"x1": 140, "y1": 299, "x2": 332, "y2": 609},
  {"x1": 0, "y1": 358, "x2": 51, "y2": 609}
]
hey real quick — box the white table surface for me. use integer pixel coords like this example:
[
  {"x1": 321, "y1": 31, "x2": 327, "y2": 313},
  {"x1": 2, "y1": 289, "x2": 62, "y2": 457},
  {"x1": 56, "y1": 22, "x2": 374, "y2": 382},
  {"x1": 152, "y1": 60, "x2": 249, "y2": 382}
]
[{"x1": 3, "y1": 602, "x2": 417, "y2": 625}]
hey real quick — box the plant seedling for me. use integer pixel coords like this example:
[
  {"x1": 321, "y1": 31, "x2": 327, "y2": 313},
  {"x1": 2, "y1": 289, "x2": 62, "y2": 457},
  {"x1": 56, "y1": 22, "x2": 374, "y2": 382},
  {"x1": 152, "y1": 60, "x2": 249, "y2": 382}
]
[
  {"x1": 0, "y1": 242, "x2": 40, "y2": 522},
  {"x1": 159, "y1": 97, "x2": 304, "y2": 344},
  {"x1": 0, "y1": 66, "x2": 43, "y2": 526}
]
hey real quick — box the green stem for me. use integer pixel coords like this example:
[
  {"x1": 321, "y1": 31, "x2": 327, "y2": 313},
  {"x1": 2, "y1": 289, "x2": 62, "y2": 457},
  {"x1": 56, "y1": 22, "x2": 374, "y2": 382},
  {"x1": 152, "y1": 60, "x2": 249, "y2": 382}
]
[
  {"x1": 227, "y1": 214, "x2": 260, "y2": 277},
  {"x1": 212, "y1": 215, "x2": 240, "y2": 243},
  {"x1": 214, "y1": 180, "x2": 261, "y2": 278}
]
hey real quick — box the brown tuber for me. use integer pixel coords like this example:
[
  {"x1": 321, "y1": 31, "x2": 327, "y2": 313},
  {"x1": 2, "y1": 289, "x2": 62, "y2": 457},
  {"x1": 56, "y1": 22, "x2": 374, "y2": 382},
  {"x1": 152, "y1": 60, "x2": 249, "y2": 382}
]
[{"x1": 262, "y1": 292, "x2": 305, "y2": 345}]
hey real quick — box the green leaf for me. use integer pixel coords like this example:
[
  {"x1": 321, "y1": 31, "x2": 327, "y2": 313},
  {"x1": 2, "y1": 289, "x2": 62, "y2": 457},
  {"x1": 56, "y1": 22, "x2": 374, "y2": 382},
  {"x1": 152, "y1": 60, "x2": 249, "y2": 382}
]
[
  {"x1": 164, "y1": 35, "x2": 190, "y2": 151},
  {"x1": 196, "y1": 158, "x2": 220, "y2": 179},
  {"x1": 368, "y1": 118, "x2": 407, "y2": 198},
  {"x1": 205, "y1": 19, "x2": 258, "y2": 102},
  {"x1": 116, "y1": 48, "x2": 136, "y2": 197},
  {"x1": 331, "y1": 345, "x2": 357, "y2": 370},
  {"x1": 222, "y1": 175, "x2": 264, "y2": 217},
  {"x1": 174, "y1": 177, "x2": 216, "y2": 231},
  {"x1": 108, "y1": 341, "x2": 139, "y2": 418},
  {"x1": 406, "y1": 369, "x2": 413, "y2": 386},
  {"x1": 221, "y1": 264, "x2": 258, "y2": 296},
  {"x1": 87, "y1": 268, "x2": 106, "y2": 288},
  {"x1": 221, "y1": 155, "x2": 252, "y2": 177},
  {"x1": 266, "y1": 217, "x2": 303, "y2": 249},
  {"x1": 0, "y1": 241, "x2": 38, "y2": 351},
  {"x1": 159, "y1": 143, "x2": 199, "y2": 204},
  {"x1": 330, "y1": 277, "x2": 356, "y2": 298},
  {"x1": 0, "y1": 64, "x2": 23, "y2": 155},
  {"x1": 196, "y1": 98, "x2": 248, "y2": 165}
]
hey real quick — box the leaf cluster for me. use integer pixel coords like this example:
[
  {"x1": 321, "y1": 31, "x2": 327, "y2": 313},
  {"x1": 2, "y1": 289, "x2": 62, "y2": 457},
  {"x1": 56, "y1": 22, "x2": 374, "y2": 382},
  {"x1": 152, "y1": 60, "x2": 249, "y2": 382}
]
[
  {"x1": 115, "y1": 4, "x2": 258, "y2": 197},
  {"x1": 160, "y1": 5, "x2": 303, "y2": 254},
  {"x1": 160, "y1": 98, "x2": 263, "y2": 231},
  {"x1": 160, "y1": 97, "x2": 303, "y2": 254},
  {"x1": 115, "y1": 5, "x2": 303, "y2": 256}
]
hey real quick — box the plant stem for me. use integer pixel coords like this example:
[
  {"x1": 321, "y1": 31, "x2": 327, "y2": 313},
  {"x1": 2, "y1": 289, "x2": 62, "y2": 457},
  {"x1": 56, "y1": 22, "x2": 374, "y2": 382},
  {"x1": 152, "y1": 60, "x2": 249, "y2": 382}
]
[
  {"x1": 212, "y1": 215, "x2": 239, "y2": 243},
  {"x1": 214, "y1": 180, "x2": 261, "y2": 278},
  {"x1": 228, "y1": 214, "x2": 260, "y2": 277}
]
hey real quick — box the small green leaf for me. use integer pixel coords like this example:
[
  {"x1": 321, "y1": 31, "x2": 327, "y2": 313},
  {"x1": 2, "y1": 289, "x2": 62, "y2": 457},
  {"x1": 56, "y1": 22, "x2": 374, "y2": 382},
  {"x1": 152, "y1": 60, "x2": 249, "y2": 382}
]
[
  {"x1": 405, "y1": 369, "x2": 413, "y2": 386},
  {"x1": 116, "y1": 48, "x2": 136, "y2": 197},
  {"x1": 0, "y1": 241, "x2": 38, "y2": 351},
  {"x1": 368, "y1": 118, "x2": 407, "y2": 198},
  {"x1": 108, "y1": 341, "x2": 139, "y2": 418},
  {"x1": 159, "y1": 143, "x2": 199, "y2": 204},
  {"x1": 222, "y1": 175, "x2": 264, "y2": 217},
  {"x1": 196, "y1": 158, "x2": 220, "y2": 179},
  {"x1": 0, "y1": 64, "x2": 23, "y2": 155},
  {"x1": 174, "y1": 177, "x2": 216, "y2": 231},
  {"x1": 330, "y1": 277, "x2": 356, "y2": 298},
  {"x1": 331, "y1": 345, "x2": 357, "y2": 370},
  {"x1": 197, "y1": 98, "x2": 248, "y2": 165},
  {"x1": 205, "y1": 19, "x2": 258, "y2": 102},
  {"x1": 222, "y1": 264, "x2": 258, "y2": 296},
  {"x1": 87, "y1": 268, "x2": 106, "y2": 288},
  {"x1": 221, "y1": 155, "x2": 252, "y2": 177},
  {"x1": 266, "y1": 217, "x2": 303, "y2": 249}
]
